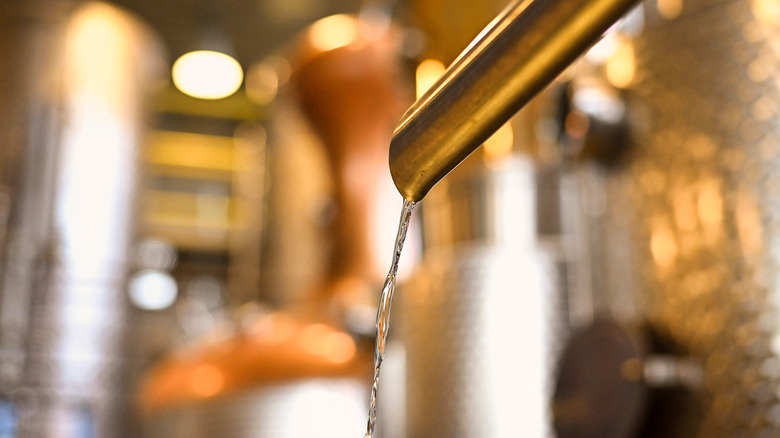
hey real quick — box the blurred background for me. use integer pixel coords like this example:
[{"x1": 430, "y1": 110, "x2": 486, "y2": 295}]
[
  {"x1": 3, "y1": 0, "x2": 780, "y2": 437},
  {"x1": 0, "y1": 0, "x2": 518, "y2": 436}
]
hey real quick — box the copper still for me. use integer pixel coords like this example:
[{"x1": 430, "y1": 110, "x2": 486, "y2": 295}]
[{"x1": 138, "y1": 11, "x2": 409, "y2": 438}]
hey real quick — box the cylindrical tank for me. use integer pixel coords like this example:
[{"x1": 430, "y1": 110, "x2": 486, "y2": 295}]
[
  {"x1": 0, "y1": 2, "x2": 164, "y2": 436},
  {"x1": 400, "y1": 153, "x2": 558, "y2": 437},
  {"x1": 559, "y1": 0, "x2": 780, "y2": 435}
]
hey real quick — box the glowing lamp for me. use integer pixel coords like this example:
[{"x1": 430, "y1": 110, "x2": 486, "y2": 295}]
[{"x1": 172, "y1": 50, "x2": 243, "y2": 100}]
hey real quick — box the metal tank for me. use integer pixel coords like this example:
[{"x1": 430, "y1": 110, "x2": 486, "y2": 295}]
[
  {"x1": 398, "y1": 152, "x2": 559, "y2": 437},
  {"x1": 137, "y1": 310, "x2": 369, "y2": 438},
  {"x1": 0, "y1": 2, "x2": 164, "y2": 436},
  {"x1": 573, "y1": 0, "x2": 780, "y2": 435}
]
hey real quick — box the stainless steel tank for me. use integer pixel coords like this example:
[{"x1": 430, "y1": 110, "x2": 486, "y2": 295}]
[
  {"x1": 577, "y1": 0, "x2": 780, "y2": 435},
  {"x1": 399, "y1": 155, "x2": 558, "y2": 437},
  {"x1": 0, "y1": 2, "x2": 164, "y2": 436}
]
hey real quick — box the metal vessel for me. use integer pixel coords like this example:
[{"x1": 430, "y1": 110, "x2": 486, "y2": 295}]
[
  {"x1": 0, "y1": 2, "x2": 164, "y2": 436},
  {"x1": 580, "y1": 0, "x2": 780, "y2": 435},
  {"x1": 137, "y1": 311, "x2": 369, "y2": 438},
  {"x1": 138, "y1": 12, "x2": 404, "y2": 438},
  {"x1": 140, "y1": 378, "x2": 366, "y2": 438},
  {"x1": 399, "y1": 155, "x2": 559, "y2": 437}
]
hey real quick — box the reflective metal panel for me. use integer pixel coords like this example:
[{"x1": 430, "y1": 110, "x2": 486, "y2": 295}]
[
  {"x1": 142, "y1": 380, "x2": 365, "y2": 438},
  {"x1": 594, "y1": 0, "x2": 780, "y2": 435},
  {"x1": 0, "y1": 2, "x2": 163, "y2": 436},
  {"x1": 400, "y1": 157, "x2": 557, "y2": 437}
]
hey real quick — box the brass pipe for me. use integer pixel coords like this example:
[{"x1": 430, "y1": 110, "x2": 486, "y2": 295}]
[{"x1": 389, "y1": 0, "x2": 641, "y2": 202}]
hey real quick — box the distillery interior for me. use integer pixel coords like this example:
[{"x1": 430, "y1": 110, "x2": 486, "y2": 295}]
[{"x1": 0, "y1": 0, "x2": 777, "y2": 437}]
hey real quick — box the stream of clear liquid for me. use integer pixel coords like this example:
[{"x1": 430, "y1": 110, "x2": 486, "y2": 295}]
[{"x1": 363, "y1": 199, "x2": 416, "y2": 438}]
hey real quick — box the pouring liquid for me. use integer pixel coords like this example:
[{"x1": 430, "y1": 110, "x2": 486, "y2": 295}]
[{"x1": 364, "y1": 199, "x2": 416, "y2": 438}]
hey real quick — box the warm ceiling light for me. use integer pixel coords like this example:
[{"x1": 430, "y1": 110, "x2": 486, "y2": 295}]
[
  {"x1": 308, "y1": 14, "x2": 359, "y2": 52},
  {"x1": 415, "y1": 58, "x2": 446, "y2": 99},
  {"x1": 172, "y1": 50, "x2": 243, "y2": 100}
]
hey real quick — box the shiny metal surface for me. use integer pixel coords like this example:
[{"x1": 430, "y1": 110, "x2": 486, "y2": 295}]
[
  {"x1": 400, "y1": 157, "x2": 557, "y2": 437},
  {"x1": 0, "y1": 2, "x2": 163, "y2": 436},
  {"x1": 580, "y1": 0, "x2": 780, "y2": 435},
  {"x1": 142, "y1": 379, "x2": 365, "y2": 438},
  {"x1": 388, "y1": 0, "x2": 640, "y2": 202}
]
